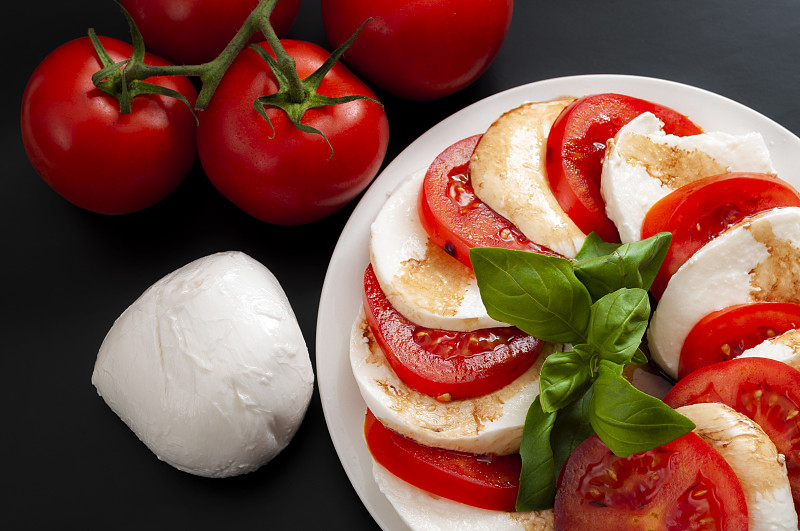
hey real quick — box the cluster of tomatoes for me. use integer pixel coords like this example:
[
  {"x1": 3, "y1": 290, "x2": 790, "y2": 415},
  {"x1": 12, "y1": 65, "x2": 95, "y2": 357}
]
[{"x1": 19, "y1": 0, "x2": 513, "y2": 225}]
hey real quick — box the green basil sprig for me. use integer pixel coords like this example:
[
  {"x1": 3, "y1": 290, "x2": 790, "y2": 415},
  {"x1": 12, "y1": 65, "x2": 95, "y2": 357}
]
[{"x1": 471, "y1": 232, "x2": 694, "y2": 511}]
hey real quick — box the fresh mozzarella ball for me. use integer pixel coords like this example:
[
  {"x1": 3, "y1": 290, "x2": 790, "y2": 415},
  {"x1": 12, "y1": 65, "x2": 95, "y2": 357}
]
[
  {"x1": 469, "y1": 98, "x2": 586, "y2": 258},
  {"x1": 677, "y1": 403, "x2": 798, "y2": 531},
  {"x1": 370, "y1": 169, "x2": 508, "y2": 332},
  {"x1": 350, "y1": 308, "x2": 556, "y2": 456},
  {"x1": 91, "y1": 251, "x2": 314, "y2": 478},
  {"x1": 373, "y1": 463, "x2": 554, "y2": 531},
  {"x1": 648, "y1": 207, "x2": 800, "y2": 379},
  {"x1": 601, "y1": 112, "x2": 775, "y2": 242},
  {"x1": 740, "y1": 328, "x2": 800, "y2": 372}
]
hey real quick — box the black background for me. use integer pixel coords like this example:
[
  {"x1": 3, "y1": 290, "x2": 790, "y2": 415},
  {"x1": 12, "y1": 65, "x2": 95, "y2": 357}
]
[{"x1": 5, "y1": 1, "x2": 800, "y2": 529}]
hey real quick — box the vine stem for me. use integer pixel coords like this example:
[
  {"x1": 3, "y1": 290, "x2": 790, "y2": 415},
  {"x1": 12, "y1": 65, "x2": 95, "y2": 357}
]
[{"x1": 113, "y1": 0, "x2": 299, "y2": 111}]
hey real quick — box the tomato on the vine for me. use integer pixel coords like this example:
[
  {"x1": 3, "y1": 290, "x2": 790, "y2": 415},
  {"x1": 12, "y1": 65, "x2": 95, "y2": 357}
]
[
  {"x1": 321, "y1": 0, "x2": 513, "y2": 101},
  {"x1": 20, "y1": 36, "x2": 198, "y2": 215},
  {"x1": 196, "y1": 40, "x2": 389, "y2": 225},
  {"x1": 120, "y1": 0, "x2": 301, "y2": 65}
]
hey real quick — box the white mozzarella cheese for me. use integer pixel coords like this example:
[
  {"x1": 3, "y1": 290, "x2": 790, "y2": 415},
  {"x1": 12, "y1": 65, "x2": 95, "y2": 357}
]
[
  {"x1": 740, "y1": 328, "x2": 800, "y2": 372},
  {"x1": 601, "y1": 112, "x2": 775, "y2": 243},
  {"x1": 469, "y1": 98, "x2": 587, "y2": 259},
  {"x1": 648, "y1": 207, "x2": 800, "y2": 379},
  {"x1": 373, "y1": 462, "x2": 554, "y2": 531},
  {"x1": 350, "y1": 308, "x2": 558, "y2": 456},
  {"x1": 91, "y1": 252, "x2": 314, "y2": 478},
  {"x1": 677, "y1": 403, "x2": 798, "y2": 531},
  {"x1": 370, "y1": 169, "x2": 509, "y2": 332}
]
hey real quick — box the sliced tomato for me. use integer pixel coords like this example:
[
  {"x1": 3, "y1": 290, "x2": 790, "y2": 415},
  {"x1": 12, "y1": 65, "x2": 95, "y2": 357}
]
[
  {"x1": 362, "y1": 265, "x2": 542, "y2": 400},
  {"x1": 664, "y1": 357, "x2": 800, "y2": 513},
  {"x1": 642, "y1": 173, "x2": 800, "y2": 299},
  {"x1": 546, "y1": 93, "x2": 702, "y2": 242},
  {"x1": 364, "y1": 409, "x2": 521, "y2": 511},
  {"x1": 554, "y1": 432, "x2": 748, "y2": 530},
  {"x1": 678, "y1": 302, "x2": 800, "y2": 380},
  {"x1": 418, "y1": 135, "x2": 559, "y2": 268}
]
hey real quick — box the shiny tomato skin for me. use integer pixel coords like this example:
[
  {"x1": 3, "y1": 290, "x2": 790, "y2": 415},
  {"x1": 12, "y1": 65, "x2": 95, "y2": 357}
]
[
  {"x1": 418, "y1": 135, "x2": 561, "y2": 268},
  {"x1": 120, "y1": 0, "x2": 301, "y2": 65},
  {"x1": 554, "y1": 433, "x2": 748, "y2": 531},
  {"x1": 546, "y1": 93, "x2": 702, "y2": 242},
  {"x1": 362, "y1": 265, "x2": 542, "y2": 400},
  {"x1": 321, "y1": 0, "x2": 513, "y2": 101},
  {"x1": 196, "y1": 40, "x2": 389, "y2": 225},
  {"x1": 678, "y1": 302, "x2": 800, "y2": 380},
  {"x1": 642, "y1": 173, "x2": 800, "y2": 299},
  {"x1": 20, "y1": 36, "x2": 198, "y2": 215},
  {"x1": 364, "y1": 409, "x2": 522, "y2": 511},
  {"x1": 664, "y1": 357, "x2": 800, "y2": 513}
]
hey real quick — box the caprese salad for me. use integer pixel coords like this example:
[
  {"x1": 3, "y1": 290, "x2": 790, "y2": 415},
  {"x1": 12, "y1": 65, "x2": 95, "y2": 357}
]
[{"x1": 349, "y1": 91, "x2": 800, "y2": 530}]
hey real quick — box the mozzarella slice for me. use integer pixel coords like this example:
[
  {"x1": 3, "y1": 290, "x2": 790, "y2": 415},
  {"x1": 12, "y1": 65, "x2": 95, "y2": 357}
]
[
  {"x1": 648, "y1": 207, "x2": 800, "y2": 379},
  {"x1": 370, "y1": 169, "x2": 508, "y2": 332},
  {"x1": 740, "y1": 328, "x2": 800, "y2": 372},
  {"x1": 373, "y1": 462, "x2": 554, "y2": 531},
  {"x1": 677, "y1": 403, "x2": 797, "y2": 531},
  {"x1": 602, "y1": 112, "x2": 775, "y2": 243},
  {"x1": 350, "y1": 308, "x2": 557, "y2": 456},
  {"x1": 469, "y1": 98, "x2": 586, "y2": 259}
]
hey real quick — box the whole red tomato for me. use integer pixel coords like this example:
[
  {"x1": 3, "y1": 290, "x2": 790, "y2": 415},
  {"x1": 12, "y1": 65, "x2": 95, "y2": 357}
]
[
  {"x1": 321, "y1": 0, "x2": 513, "y2": 101},
  {"x1": 20, "y1": 36, "x2": 198, "y2": 215},
  {"x1": 196, "y1": 40, "x2": 389, "y2": 225},
  {"x1": 120, "y1": 0, "x2": 302, "y2": 65}
]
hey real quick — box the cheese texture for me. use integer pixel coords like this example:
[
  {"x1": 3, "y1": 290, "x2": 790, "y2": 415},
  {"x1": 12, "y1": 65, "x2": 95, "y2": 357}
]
[
  {"x1": 469, "y1": 98, "x2": 586, "y2": 258},
  {"x1": 678, "y1": 403, "x2": 798, "y2": 531},
  {"x1": 91, "y1": 251, "x2": 314, "y2": 478},
  {"x1": 740, "y1": 328, "x2": 800, "y2": 372},
  {"x1": 648, "y1": 207, "x2": 800, "y2": 379},
  {"x1": 601, "y1": 112, "x2": 775, "y2": 242},
  {"x1": 370, "y1": 169, "x2": 508, "y2": 332}
]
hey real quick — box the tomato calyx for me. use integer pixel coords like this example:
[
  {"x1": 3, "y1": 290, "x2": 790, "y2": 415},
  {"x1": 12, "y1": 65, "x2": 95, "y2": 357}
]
[{"x1": 248, "y1": 18, "x2": 382, "y2": 157}]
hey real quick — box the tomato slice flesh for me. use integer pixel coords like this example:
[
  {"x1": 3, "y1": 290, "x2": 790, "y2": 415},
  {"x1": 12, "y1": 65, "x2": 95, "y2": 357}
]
[
  {"x1": 678, "y1": 302, "x2": 800, "y2": 380},
  {"x1": 418, "y1": 135, "x2": 559, "y2": 268},
  {"x1": 364, "y1": 409, "x2": 521, "y2": 511},
  {"x1": 664, "y1": 357, "x2": 800, "y2": 514},
  {"x1": 641, "y1": 172, "x2": 800, "y2": 299},
  {"x1": 555, "y1": 433, "x2": 748, "y2": 530},
  {"x1": 546, "y1": 93, "x2": 702, "y2": 242},
  {"x1": 362, "y1": 265, "x2": 542, "y2": 399}
]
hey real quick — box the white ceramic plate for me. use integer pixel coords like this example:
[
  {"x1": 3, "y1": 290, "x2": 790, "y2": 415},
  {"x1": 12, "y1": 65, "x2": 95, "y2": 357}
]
[{"x1": 315, "y1": 74, "x2": 800, "y2": 530}]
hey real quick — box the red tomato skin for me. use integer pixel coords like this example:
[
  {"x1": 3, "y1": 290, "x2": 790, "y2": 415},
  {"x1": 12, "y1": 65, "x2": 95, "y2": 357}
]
[
  {"x1": 546, "y1": 93, "x2": 702, "y2": 242},
  {"x1": 321, "y1": 0, "x2": 513, "y2": 101},
  {"x1": 642, "y1": 173, "x2": 800, "y2": 299},
  {"x1": 362, "y1": 265, "x2": 542, "y2": 399},
  {"x1": 120, "y1": 0, "x2": 301, "y2": 65},
  {"x1": 554, "y1": 433, "x2": 748, "y2": 531},
  {"x1": 664, "y1": 357, "x2": 800, "y2": 513},
  {"x1": 678, "y1": 302, "x2": 800, "y2": 380},
  {"x1": 196, "y1": 40, "x2": 389, "y2": 225},
  {"x1": 418, "y1": 135, "x2": 561, "y2": 268},
  {"x1": 20, "y1": 36, "x2": 198, "y2": 215},
  {"x1": 364, "y1": 409, "x2": 522, "y2": 511}
]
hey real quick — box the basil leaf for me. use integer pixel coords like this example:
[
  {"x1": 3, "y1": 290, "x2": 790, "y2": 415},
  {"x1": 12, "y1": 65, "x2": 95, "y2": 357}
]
[
  {"x1": 631, "y1": 348, "x2": 648, "y2": 366},
  {"x1": 588, "y1": 288, "x2": 650, "y2": 365},
  {"x1": 573, "y1": 232, "x2": 672, "y2": 300},
  {"x1": 575, "y1": 232, "x2": 622, "y2": 261},
  {"x1": 539, "y1": 348, "x2": 594, "y2": 413},
  {"x1": 589, "y1": 361, "x2": 695, "y2": 457},
  {"x1": 516, "y1": 396, "x2": 558, "y2": 511},
  {"x1": 471, "y1": 248, "x2": 591, "y2": 343},
  {"x1": 552, "y1": 387, "x2": 595, "y2": 476}
]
